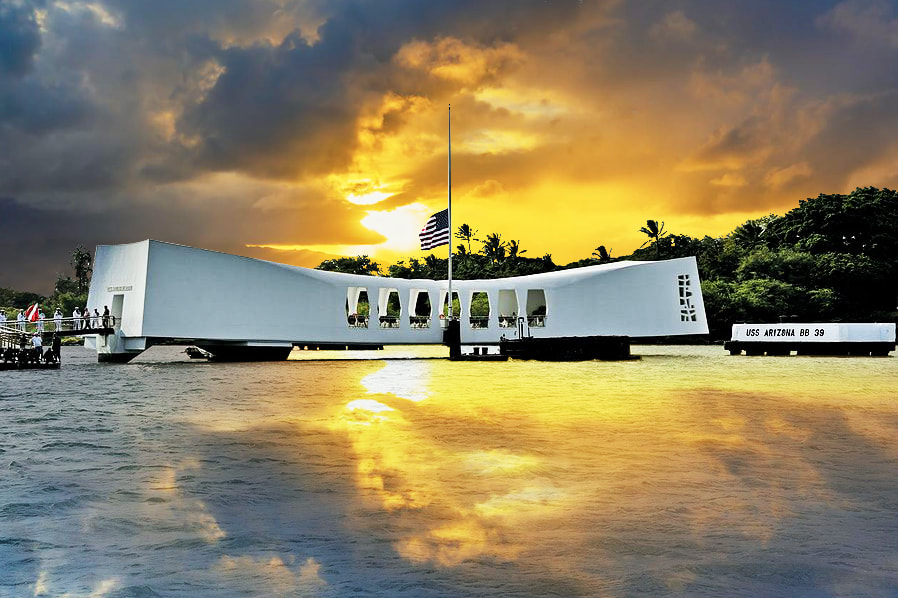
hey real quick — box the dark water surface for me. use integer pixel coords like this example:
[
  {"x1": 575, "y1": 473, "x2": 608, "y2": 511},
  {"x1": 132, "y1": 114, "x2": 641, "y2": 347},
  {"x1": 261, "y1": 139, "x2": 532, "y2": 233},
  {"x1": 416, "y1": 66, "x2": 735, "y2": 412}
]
[{"x1": 2, "y1": 345, "x2": 897, "y2": 597}]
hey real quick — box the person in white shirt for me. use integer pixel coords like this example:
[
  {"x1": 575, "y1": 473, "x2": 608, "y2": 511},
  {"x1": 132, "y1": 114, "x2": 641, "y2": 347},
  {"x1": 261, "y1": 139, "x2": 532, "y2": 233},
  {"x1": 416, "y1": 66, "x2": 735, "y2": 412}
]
[
  {"x1": 17, "y1": 310, "x2": 25, "y2": 331},
  {"x1": 0, "y1": 311, "x2": 6, "y2": 326},
  {"x1": 37, "y1": 311, "x2": 45, "y2": 332},
  {"x1": 54, "y1": 309, "x2": 62, "y2": 332},
  {"x1": 73, "y1": 307, "x2": 81, "y2": 330},
  {"x1": 31, "y1": 332, "x2": 43, "y2": 362}
]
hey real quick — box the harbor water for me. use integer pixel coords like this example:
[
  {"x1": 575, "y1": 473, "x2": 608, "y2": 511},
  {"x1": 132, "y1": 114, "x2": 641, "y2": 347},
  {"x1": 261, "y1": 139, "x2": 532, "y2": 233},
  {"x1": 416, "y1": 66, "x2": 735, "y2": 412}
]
[{"x1": 2, "y1": 345, "x2": 898, "y2": 597}]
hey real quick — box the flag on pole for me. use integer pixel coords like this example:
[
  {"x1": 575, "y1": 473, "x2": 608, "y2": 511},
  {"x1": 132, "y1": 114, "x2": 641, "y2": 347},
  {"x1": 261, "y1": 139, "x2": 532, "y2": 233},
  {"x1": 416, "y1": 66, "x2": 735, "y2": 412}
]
[
  {"x1": 419, "y1": 209, "x2": 450, "y2": 250},
  {"x1": 25, "y1": 303, "x2": 39, "y2": 322}
]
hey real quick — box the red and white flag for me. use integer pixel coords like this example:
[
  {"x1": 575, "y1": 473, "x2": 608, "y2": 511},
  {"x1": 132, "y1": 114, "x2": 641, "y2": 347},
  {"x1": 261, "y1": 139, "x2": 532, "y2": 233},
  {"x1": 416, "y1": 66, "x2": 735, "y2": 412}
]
[{"x1": 25, "y1": 304, "x2": 39, "y2": 322}]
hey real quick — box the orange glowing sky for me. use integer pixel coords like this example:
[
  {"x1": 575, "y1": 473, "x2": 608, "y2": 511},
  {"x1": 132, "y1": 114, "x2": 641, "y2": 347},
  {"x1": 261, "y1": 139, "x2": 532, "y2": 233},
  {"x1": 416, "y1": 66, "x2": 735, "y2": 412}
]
[{"x1": 4, "y1": 1, "x2": 898, "y2": 291}]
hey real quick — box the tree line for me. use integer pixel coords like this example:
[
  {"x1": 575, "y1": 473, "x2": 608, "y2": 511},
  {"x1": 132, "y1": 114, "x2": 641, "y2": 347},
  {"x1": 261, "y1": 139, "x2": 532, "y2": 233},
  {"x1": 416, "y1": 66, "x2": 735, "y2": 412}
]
[
  {"x1": 317, "y1": 187, "x2": 898, "y2": 340},
  {"x1": 0, "y1": 246, "x2": 93, "y2": 320}
]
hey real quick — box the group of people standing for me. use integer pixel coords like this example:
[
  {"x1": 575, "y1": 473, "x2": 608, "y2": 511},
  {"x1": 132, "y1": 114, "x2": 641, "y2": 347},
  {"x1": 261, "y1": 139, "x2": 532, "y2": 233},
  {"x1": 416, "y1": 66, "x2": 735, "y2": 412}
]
[
  {"x1": 0, "y1": 331, "x2": 62, "y2": 366},
  {"x1": 72, "y1": 306, "x2": 110, "y2": 330},
  {"x1": 1, "y1": 306, "x2": 112, "y2": 332}
]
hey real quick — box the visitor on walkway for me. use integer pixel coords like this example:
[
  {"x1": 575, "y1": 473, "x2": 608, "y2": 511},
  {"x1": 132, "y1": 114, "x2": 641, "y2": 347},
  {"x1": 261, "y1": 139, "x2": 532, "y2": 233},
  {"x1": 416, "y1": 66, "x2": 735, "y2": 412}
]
[
  {"x1": 17, "y1": 310, "x2": 25, "y2": 331},
  {"x1": 103, "y1": 306, "x2": 110, "y2": 328},
  {"x1": 54, "y1": 308, "x2": 62, "y2": 331},
  {"x1": 37, "y1": 311, "x2": 45, "y2": 332},
  {"x1": 93, "y1": 308, "x2": 101, "y2": 329},
  {"x1": 31, "y1": 332, "x2": 42, "y2": 362},
  {"x1": 82, "y1": 306, "x2": 89, "y2": 329},
  {"x1": 72, "y1": 307, "x2": 81, "y2": 330}
]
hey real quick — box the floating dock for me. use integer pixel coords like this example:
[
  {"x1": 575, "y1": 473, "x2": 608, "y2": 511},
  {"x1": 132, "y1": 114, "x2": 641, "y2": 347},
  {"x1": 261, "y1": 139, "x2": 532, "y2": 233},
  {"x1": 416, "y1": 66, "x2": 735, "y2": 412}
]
[{"x1": 724, "y1": 323, "x2": 896, "y2": 356}]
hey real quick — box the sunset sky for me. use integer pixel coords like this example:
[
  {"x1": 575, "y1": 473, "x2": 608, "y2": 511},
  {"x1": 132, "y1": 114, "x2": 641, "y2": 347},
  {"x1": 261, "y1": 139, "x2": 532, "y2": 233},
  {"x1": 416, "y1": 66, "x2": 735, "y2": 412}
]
[{"x1": 3, "y1": 0, "x2": 898, "y2": 292}]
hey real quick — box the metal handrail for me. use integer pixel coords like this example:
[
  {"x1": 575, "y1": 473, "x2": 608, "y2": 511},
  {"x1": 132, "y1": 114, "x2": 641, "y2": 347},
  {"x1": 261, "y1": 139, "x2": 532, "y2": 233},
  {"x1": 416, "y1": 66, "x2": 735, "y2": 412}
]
[
  {"x1": 0, "y1": 315, "x2": 117, "y2": 336},
  {"x1": 527, "y1": 315, "x2": 547, "y2": 327},
  {"x1": 469, "y1": 316, "x2": 490, "y2": 329},
  {"x1": 378, "y1": 315, "x2": 400, "y2": 329},
  {"x1": 498, "y1": 315, "x2": 517, "y2": 328},
  {"x1": 347, "y1": 314, "x2": 369, "y2": 328},
  {"x1": 409, "y1": 315, "x2": 431, "y2": 329}
]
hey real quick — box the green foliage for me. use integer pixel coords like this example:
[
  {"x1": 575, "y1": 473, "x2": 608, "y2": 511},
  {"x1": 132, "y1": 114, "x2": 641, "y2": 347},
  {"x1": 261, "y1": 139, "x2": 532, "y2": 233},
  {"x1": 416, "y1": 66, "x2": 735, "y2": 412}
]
[
  {"x1": 470, "y1": 292, "x2": 490, "y2": 317},
  {"x1": 455, "y1": 224, "x2": 478, "y2": 253},
  {"x1": 736, "y1": 247, "x2": 817, "y2": 288},
  {"x1": 592, "y1": 245, "x2": 611, "y2": 263},
  {"x1": 0, "y1": 288, "x2": 44, "y2": 310},
  {"x1": 386, "y1": 292, "x2": 401, "y2": 317},
  {"x1": 52, "y1": 292, "x2": 88, "y2": 318},
  {"x1": 316, "y1": 255, "x2": 381, "y2": 276},
  {"x1": 313, "y1": 186, "x2": 896, "y2": 339},
  {"x1": 729, "y1": 279, "x2": 804, "y2": 323},
  {"x1": 480, "y1": 233, "x2": 507, "y2": 264},
  {"x1": 639, "y1": 219, "x2": 668, "y2": 259}
]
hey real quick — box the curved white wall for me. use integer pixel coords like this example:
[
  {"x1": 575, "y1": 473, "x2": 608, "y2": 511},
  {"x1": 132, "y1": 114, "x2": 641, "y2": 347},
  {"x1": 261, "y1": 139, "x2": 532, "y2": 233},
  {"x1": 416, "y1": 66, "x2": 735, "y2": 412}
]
[{"x1": 87, "y1": 240, "x2": 708, "y2": 351}]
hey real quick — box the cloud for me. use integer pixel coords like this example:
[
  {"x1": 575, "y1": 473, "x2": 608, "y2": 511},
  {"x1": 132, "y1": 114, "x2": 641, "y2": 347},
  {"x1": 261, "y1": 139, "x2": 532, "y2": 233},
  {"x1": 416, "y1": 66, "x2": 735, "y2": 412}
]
[
  {"x1": 710, "y1": 173, "x2": 748, "y2": 188},
  {"x1": 6, "y1": 0, "x2": 898, "y2": 291},
  {"x1": 0, "y1": 1, "x2": 42, "y2": 77},
  {"x1": 649, "y1": 10, "x2": 698, "y2": 42},
  {"x1": 764, "y1": 162, "x2": 813, "y2": 189},
  {"x1": 395, "y1": 37, "x2": 523, "y2": 87},
  {"x1": 679, "y1": 117, "x2": 772, "y2": 172},
  {"x1": 820, "y1": 0, "x2": 898, "y2": 48}
]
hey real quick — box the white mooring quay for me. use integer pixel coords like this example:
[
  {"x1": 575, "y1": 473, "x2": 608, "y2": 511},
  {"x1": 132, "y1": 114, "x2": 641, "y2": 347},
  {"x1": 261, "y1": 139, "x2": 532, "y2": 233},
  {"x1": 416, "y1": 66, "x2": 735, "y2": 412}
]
[
  {"x1": 725, "y1": 323, "x2": 897, "y2": 356},
  {"x1": 84, "y1": 240, "x2": 708, "y2": 362}
]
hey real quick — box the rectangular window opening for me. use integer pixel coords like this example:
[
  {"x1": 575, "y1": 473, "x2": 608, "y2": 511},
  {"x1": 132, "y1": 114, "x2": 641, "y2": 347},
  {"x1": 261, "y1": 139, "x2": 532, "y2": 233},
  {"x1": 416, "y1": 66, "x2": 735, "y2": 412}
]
[
  {"x1": 526, "y1": 289, "x2": 547, "y2": 327},
  {"x1": 469, "y1": 291, "x2": 490, "y2": 329},
  {"x1": 346, "y1": 287, "x2": 369, "y2": 328}
]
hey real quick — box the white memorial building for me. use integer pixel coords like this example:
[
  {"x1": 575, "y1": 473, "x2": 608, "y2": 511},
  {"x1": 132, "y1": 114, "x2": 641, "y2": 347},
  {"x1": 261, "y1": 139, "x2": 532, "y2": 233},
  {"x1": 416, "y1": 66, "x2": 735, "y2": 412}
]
[{"x1": 85, "y1": 240, "x2": 708, "y2": 362}]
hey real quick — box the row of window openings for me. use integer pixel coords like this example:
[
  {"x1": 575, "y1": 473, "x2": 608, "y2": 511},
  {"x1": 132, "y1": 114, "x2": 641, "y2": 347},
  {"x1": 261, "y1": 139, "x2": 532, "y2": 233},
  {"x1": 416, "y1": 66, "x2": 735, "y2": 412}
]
[{"x1": 345, "y1": 288, "x2": 548, "y2": 329}]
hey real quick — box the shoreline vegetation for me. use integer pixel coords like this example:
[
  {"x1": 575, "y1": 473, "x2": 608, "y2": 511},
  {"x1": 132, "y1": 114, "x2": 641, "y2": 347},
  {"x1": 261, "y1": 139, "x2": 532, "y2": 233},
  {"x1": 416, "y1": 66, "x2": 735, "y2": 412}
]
[
  {"x1": 315, "y1": 186, "x2": 898, "y2": 341},
  {"x1": 3, "y1": 187, "x2": 897, "y2": 342}
]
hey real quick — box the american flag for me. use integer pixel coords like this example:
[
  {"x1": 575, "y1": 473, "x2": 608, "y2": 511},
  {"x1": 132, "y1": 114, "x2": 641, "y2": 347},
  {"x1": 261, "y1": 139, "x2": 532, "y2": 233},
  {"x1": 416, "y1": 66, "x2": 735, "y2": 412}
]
[{"x1": 419, "y1": 209, "x2": 450, "y2": 250}]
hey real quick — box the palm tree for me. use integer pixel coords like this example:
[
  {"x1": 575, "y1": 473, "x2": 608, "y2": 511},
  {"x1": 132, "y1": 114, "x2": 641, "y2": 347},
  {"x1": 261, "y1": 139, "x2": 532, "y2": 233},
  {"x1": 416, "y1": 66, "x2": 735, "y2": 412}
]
[
  {"x1": 455, "y1": 224, "x2": 478, "y2": 253},
  {"x1": 639, "y1": 220, "x2": 668, "y2": 259},
  {"x1": 731, "y1": 219, "x2": 766, "y2": 250},
  {"x1": 480, "y1": 233, "x2": 507, "y2": 264},
  {"x1": 507, "y1": 239, "x2": 526, "y2": 260},
  {"x1": 592, "y1": 245, "x2": 612, "y2": 263}
]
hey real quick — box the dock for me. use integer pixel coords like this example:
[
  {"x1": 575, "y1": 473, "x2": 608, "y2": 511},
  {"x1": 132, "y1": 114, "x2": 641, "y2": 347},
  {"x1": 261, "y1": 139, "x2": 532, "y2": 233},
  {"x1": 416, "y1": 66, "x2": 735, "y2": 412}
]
[{"x1": 1, "y1": 317, "x2": 115, "y2": 370}]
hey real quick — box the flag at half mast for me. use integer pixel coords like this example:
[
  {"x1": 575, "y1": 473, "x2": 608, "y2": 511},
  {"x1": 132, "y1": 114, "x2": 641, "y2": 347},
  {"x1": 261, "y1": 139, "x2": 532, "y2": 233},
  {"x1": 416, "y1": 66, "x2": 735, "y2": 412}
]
[{"x1": 419, "y1": 209, "x2": 450, "y2": 250}]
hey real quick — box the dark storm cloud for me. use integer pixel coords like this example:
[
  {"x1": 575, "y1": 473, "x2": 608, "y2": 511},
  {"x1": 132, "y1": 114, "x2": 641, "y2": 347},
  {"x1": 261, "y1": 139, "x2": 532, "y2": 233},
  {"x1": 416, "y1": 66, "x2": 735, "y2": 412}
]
[
  {"x1": 177, "y1": 0, "x2": 588, "y2": 178},
  {"x1": 5, "y1": 0, "x2": 898, "y2": 291},
  {"x1": 0, "y1": 190, "x2": 384, "y2": 293},
  {"x1": 804, "y1": 91, "x2": 898, "y2": 189},
  {"x1": 1, "y1": 0, "x2": 590, "y2": 292},
  {"x1": 0, "y1": 1, "x2": 42, "y2": 77}
]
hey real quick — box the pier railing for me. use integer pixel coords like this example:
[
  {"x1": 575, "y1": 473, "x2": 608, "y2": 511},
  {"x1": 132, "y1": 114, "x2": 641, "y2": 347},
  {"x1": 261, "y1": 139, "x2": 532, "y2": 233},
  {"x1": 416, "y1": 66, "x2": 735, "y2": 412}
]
[{"x1": 0, "y1": 316, "x2": 117, "y2": 346}]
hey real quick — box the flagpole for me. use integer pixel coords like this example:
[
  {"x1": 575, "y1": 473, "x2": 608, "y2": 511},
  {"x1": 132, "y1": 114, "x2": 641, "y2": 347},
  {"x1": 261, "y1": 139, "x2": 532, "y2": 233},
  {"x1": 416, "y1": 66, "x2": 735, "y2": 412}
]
[{"x1": 447, "y1": 104, "x2": 453, "y2": 319}]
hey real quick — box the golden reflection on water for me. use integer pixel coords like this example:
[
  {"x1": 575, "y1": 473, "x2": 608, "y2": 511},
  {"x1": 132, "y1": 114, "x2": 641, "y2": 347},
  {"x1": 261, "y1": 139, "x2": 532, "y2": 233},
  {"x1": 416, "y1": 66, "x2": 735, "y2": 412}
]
[{"x1": 326, "y1": 346, "x2": 898, "y2": 574}]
